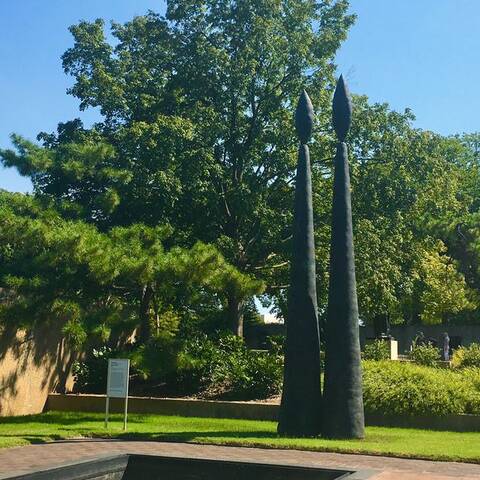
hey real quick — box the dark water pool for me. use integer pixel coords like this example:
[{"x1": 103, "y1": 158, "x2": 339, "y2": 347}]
[{"x1": 4, "y1": 454, "x2": 372, "y2": 480}]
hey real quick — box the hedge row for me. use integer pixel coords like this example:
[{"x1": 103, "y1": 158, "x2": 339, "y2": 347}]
[
  {"x1": 363, "y1": 360, "x2": 480, "y2": 416},
  {"x1": 74, "y1": 337, "x2": 480, "y2": 417}
]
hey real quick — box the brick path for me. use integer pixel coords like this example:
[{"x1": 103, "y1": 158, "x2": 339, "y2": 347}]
[{"x1": 0, "y1": 440, "x2": 478, "y2": 479}]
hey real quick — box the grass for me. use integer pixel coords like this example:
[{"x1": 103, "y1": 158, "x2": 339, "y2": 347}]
[{"x1": 0, "y1": 411, "x2": 479, "y2": 463}]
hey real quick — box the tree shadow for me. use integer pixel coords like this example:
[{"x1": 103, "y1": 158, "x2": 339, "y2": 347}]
[
  {"x1": 0, "y1": 413, "x2": 104, "y2": 426},
  {"x1": 0, "y1": 433, "x2": 64, "y2": 444},
  {"x1": 93, "y1": 430, "x2": 279, "y2": 443},
  {"x1": 0, "y1": 322, "x2": 79, "y2": 416}
]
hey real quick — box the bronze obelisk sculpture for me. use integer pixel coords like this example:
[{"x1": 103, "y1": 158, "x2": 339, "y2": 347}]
[
  {"x1": 322, "y1": 76, "x2": 365, "y2": 439},
  {"x1": 278, "y1": 91, "x2": 322, "y2": 437}
]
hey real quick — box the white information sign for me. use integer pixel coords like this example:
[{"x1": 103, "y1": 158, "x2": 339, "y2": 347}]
[
  {"x1": 107, "y1": 359, "x2": 130, "y2": 398},
  {"x1": 105, "y1": 358, "x2": 130, "y2": 431}
]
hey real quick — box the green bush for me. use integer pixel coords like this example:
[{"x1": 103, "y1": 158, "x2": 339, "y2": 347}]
[
  {"x1": 176, "y1": 333, "x2": 283, "y2": 400},
  {"x1": 409, "y1": 342, "x2": 439, "y2": 367},
  {"x1": 73, "y1": 338, "x2": 182, "y2": 394},
  {"x1": 129, "y1": 337, "x2": 181, "y2": 381},
  {"x1": 363, "y1": 339, "x2": 390, "y2": 361},
  {"x1": 363, "y1": 360, "x2": 480, "y2": 416},
  {"x1": 175, "y1": 335, "x2": 221, "y2": 394},
  {"x1": 266, "y1": 335, "x2": 285, "y2": 355},
  {"x1": 73, "y1": 338, "x2": 480, "y2": 416},
  {"x1": 72, "y1": 346, "x2": 117, "y2": 393},
  {"x1": 452, "y1": 343, "x2": 480, "y2": 369}
]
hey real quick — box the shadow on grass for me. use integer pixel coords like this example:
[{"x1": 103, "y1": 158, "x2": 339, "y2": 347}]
[
  {"x1": 0, "y1": 412, "x2": 153, "y2": 427},
  {"x1": 0, "y1": 433, "x2": 65, "y2": 445},
  {"x1": 0, "y1": 413, "x2": 101, "y2": 426},
  {"x1": 93, "y1": 430, "x2": 293, "y2": 442}
]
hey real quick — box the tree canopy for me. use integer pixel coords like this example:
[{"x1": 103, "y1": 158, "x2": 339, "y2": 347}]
[
  {"x1": 0, "y1": 191, "x2": 262, "y2": 346},
  {"x1": 1, "y1": 0, "x2": 479, "y2": 342}
]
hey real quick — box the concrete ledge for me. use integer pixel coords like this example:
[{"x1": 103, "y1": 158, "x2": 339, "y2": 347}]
[{"x1": 46, "y1": 394, "x2": 480, "y2": 432}]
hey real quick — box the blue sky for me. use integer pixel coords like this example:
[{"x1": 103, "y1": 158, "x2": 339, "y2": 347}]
[{"x1": 1, "y1": 0, "x2": 479, "y2": 193}]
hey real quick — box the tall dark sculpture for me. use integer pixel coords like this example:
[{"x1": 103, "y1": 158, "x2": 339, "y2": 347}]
[
  {"x1": 278, "y1": 90, "x2": 322, "y2": 437},
  {"x1": 322, "y1": 76, "x2": 365, "y2": 439}
]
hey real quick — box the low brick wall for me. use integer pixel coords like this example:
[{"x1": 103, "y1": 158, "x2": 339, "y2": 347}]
[{"x1": 47, "y1": 394, "x2": 480, "y2": 432}]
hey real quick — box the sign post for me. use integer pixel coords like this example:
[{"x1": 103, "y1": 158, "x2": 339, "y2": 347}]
[{"x1": 105, "y1": 358, "x2": 130, "y2": 431}]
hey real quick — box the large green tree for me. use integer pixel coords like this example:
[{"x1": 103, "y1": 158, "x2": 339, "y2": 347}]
[
  {"x1": 0, "y1": 190, "x2": 262, "y2": 346},
  {"x1": 338, "y1": 100, "x2": 478, "y2": 326},
  {"x1": 1, "y1": 0, "x2": 354, "y2": 335},
  {"x1": 2, "y1": 1, "x2": 478, "y2": 333}
]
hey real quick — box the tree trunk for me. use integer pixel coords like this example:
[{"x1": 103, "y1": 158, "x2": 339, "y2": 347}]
[
  {"x1": 227, "y1": 290, "x2": 245, "y2": 337},
  {"x1": 138, "y1": 284, "x2": 153, "y2": 344}
]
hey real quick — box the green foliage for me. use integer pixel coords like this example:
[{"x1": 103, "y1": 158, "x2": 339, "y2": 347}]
[
  {"x1": 129, "y1": 337, "x2": 181, "y2": 381},
  {"x1": 73, "y1": 333, "x2": 283, "y2": 400},
  {"x1": 170, "y1": 333, "x2": 282, "y2": 399},
  {"x1": 266, "y1": 335, "x2": 285, "y2": 356},
  {"x1": 2, "y1": 0, "x2": 480, "y2": 338},
  {"x1": 409, "y1": 342, "x2": 440, "y2": 367},
  {"x1": 0, "y1": 190, "x2": 262, "y2": 345},
  {"x1": 73, "y1": 344, "x2": 480, "y2": 414},
  {"x1": 413, "y1": 241, "x2": 477, "y2": 325},
  {"x1": 72, "y1": 346, "x2": 117, "y2": 393},
  {"x1": 363, "y1": 340, "x2": 390, "y2": 361},
  {"x1": 452, "y1": 344, "x2": 480, "y2": 369},
  {"x1": 0, "y1": 1, "x2": 355, "y2": 333},
  {"x1": 363, "y1": 360, "x2": 480, "y2": 416}
]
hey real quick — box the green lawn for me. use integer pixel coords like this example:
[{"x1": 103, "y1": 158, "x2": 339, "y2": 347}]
[{"x1": 0, "y1": 411, "x2": 478, "y2": 463}]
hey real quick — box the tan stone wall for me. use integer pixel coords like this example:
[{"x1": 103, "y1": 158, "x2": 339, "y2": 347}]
[{"x1": 0, "y1": 324, "x2": 77, "y2": 416}]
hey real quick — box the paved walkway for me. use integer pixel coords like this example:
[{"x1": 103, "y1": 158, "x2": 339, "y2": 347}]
[{"x1": 0, "y1": 440, "x2": 478, "y2": 479}]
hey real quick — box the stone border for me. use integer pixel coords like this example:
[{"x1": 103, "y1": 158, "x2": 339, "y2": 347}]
[
  {"x1": 46, "y1": 394, "x2": 480, "y2": 432},
  {"x1": 0, "y1": 455, "x2": 128, "y2": 480},
  {"x1": 0, "y1": 453, "x2": 373, "y2": 480}
]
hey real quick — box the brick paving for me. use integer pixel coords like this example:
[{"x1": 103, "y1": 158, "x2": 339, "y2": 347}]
[{"x1": 0, "y1": 440, "x2": 478, "y2": 479}]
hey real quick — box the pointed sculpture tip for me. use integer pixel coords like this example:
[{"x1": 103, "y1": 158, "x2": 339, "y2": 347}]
[
  {"x1": 332, "y1": 75, "x2": 352, "y2": 142},
  {"x1": 295, "y1": 89, "x2": 314, "y2": 144}
]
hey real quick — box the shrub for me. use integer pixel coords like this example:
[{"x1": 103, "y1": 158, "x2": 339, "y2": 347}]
[
  {"x1": 72, "y1": 346, "x2": 117, "y2": 393},
  {"x1": 363, "y1": 360, "x2": 480, "y2": 416},
  {"x1": 266, "y1": 335, "x2": 285, "y2": 355},
  {"x1": 363, "y1": 339, "x2": 390, "y2": 361},
  {"x1": 176, "y1": 333, "x2": 283, "y2": 400},
  {"x1": 129, "y1": 337, "x2": 180, "y2": 381},
  {"x1": 228, "y1": 349, "x2": 283, "y2": 399},
  {"x1": 452, "y1": 343, "x2": 480, "y2": 369},
  {"x1": 409, "y1": 342, "x2": 439, "y2": 367},
  {"x1": 175, "y1": 335, "x2": 220, "y2": 394}
]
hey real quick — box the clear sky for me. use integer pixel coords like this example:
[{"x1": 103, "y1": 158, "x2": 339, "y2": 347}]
[{"x1": 1, "y1": 0, "x2": 479, "y2": 193}]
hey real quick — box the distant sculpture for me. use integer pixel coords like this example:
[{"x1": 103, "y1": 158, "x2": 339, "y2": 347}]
[
  {"x1": 278, "y1": 90, "x2": 322, "y2": 437},
  {"x1": 442, "y1": 332, "x2": 450, "y2": 361},
  {"x1": 373, "y1": 314, "x2": 391, "y2": 339},
  {"x1": 322, "y1": 76, "x2": 365, "y2": 439}
]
